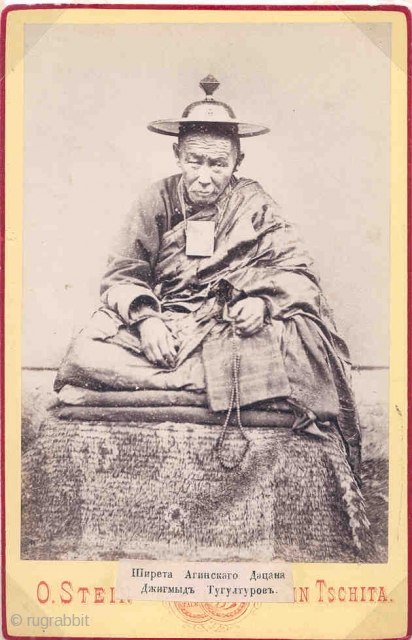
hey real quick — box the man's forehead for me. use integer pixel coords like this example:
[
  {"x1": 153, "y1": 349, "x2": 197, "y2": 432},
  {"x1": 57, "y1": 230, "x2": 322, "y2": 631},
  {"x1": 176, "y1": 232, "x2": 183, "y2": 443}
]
[{"x1": 179, "y1": 133, "x2": 236, "y2": 155}]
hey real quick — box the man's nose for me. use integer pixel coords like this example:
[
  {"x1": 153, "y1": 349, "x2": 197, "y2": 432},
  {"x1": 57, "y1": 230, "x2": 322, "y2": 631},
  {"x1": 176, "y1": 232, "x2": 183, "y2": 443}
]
[{"x1": 197, "y1": 166, "x2": 212, "y2": 185}]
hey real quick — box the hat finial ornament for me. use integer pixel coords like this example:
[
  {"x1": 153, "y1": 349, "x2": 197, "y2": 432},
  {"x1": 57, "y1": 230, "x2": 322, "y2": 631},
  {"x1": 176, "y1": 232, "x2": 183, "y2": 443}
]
[{"x1": 199, "y1": 74, "x2": 220, "y2": 101}]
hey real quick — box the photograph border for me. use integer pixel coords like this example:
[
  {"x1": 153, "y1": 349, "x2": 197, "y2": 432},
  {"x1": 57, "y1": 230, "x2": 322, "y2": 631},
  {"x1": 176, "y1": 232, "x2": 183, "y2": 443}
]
[{"x1": 1, "y1": 4, "x2": 410, "y2": 640}]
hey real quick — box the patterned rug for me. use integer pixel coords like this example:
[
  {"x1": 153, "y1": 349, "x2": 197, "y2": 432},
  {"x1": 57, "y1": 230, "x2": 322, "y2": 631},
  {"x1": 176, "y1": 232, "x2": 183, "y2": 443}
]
[{"x1": 21, "y1": 375, "x2": 387, "y2": 563}]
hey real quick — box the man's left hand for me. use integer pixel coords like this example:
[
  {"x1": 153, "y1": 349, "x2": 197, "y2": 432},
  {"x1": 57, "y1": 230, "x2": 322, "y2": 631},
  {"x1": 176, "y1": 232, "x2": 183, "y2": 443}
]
[{"x1": 228, "y1": 297, "x2": 266, "y2": 337}]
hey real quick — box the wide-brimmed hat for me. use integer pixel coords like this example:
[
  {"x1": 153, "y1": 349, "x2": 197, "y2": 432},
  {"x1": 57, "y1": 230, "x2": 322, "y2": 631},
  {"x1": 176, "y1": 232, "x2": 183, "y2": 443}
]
[{"x1": 148, "y1": 74, "x2": 270, "y2": 138}]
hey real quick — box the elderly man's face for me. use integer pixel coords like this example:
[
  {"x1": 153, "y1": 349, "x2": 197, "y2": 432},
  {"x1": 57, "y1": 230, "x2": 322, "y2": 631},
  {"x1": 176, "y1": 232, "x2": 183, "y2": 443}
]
[{"x1": 174, "y1": 133, "x2": 242, "y2": 206}]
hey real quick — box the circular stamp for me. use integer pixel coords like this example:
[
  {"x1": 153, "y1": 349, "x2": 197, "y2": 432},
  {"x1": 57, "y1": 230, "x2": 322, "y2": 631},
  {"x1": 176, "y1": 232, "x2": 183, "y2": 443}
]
[
  {"x1": 170, "y1": 601, "x2": 211, "y2": 624},
  {"x1": 200, "y1": 602, "x2": 250, "y2": 622}
]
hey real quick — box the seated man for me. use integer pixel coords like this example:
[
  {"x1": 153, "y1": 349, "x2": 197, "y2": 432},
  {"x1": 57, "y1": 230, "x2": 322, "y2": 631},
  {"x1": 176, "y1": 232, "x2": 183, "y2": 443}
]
[{"x1": 55, "y1": 75, "x2": 361, "y2": 479}]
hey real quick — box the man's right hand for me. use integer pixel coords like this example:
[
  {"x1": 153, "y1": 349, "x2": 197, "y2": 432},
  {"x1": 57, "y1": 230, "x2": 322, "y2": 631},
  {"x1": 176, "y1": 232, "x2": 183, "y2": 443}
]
[{"x1": 138, "y1": 317, "x2": 178, "y2": 368}]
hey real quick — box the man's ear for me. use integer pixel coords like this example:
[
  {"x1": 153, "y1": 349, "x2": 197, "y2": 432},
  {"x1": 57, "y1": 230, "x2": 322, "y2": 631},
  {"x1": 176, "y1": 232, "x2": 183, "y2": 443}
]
[
  {"x1": 235, "y1": 152, "x2": 245, "y2": 172},
  {"x1": 173, "y1": 143, "x2": 181, "y2": 164}
]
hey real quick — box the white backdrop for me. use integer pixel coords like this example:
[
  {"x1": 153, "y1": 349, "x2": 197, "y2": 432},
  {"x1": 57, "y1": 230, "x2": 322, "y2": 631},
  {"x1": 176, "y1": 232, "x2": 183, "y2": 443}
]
[{"x1": 23, "y1": 21, "x2": 391, "y2": 367}]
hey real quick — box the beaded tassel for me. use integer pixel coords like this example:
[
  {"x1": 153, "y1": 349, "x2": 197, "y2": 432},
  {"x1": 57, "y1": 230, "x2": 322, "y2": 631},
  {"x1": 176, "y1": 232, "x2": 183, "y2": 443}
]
[{"x1": 216, "y1": 325, "x2": 251, "y2": 470}]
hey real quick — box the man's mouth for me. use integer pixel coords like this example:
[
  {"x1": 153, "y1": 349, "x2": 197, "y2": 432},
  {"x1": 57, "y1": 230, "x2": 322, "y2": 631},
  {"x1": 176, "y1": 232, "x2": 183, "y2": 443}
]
[{"x1": 192, "y1": 191, "x2": 214, "y2": 198}]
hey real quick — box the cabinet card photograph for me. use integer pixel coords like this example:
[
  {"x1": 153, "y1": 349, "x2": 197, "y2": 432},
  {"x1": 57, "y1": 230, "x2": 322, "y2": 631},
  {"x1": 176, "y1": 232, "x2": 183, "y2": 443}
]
[{"x1": 2, "y1": 5, "x2": 409, "y2": 640}]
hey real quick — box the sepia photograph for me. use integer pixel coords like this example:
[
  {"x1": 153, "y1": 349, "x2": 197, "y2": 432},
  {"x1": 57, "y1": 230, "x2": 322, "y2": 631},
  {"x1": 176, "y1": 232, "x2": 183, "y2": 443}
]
[{"x1": 20, "y1": 19, "x2": 390, "y2": 565}]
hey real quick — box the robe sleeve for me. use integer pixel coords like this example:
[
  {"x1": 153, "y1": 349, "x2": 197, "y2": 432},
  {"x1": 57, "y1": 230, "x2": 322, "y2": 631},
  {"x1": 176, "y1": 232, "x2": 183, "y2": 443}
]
[
  {"x1": 209, "y1": 190, "x2": 350, "y2": 364},
  {"x1": 100, "y1": 184, "x2": 167, "y2": 325},
  {"x1": 217, "y1": 197, "x2": 323, "y2": 321}
]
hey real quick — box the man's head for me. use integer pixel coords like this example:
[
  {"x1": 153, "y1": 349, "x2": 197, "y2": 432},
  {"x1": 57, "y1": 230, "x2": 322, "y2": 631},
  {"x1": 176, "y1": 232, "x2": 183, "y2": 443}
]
[{"x1": 173, "y1": 124, "x2": 244, "y2": 206}]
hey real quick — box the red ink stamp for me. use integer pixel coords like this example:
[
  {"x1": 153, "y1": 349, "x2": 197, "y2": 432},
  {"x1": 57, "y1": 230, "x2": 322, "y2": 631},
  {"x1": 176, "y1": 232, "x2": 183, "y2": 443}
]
[{"x1": 168, "y1": 601, "x2": 254, "y2": 627}]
